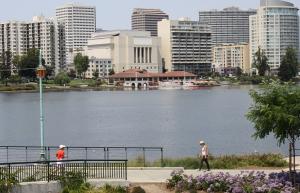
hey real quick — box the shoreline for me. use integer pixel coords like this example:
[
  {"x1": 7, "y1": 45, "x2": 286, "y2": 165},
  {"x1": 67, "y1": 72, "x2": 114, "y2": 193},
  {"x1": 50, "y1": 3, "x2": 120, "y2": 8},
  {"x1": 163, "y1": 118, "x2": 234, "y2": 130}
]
[{"x1": 0, "y1": 84, "x2": 222, "y2": 93}]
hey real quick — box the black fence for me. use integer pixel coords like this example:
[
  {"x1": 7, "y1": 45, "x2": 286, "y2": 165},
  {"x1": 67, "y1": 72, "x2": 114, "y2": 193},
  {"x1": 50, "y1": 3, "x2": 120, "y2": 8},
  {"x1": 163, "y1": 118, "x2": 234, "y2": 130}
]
[
  {"x1": 0, "y1": 146, "x2": 164, "y2": 167},
  {"x1": 0, "y1": 159, "x2": 127, "y2": 182}
]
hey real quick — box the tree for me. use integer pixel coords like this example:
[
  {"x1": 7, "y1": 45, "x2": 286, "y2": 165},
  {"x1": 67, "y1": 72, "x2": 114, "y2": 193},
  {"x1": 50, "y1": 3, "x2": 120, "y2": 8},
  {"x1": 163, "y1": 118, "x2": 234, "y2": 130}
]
[
  {"x1": 44, "y1": 65, "x2": 55, "y2": 80},
  {"x1": 0, "y1": 51, "x2": 12, "y2": 84},
  {"x1": 246, "y1": 82, "x2": 300, "y2": 176},
  {"x1": 278, "y1": 47, "x2": 299, "y2": 81},
  {"x1": 67, "y1": 69, "x2": 76, "y2": 79},
  {"x1": 236, "y1": 67, "x2": 242, "y2": 77},
  {"x1": 54, "y1": 72, "x2": 70, "y2": 86},
  {"x1": 108, "y1": 69, "x2": 115, "y2": 76},
  {"x1": 92, "y1": 70, "x2": 99, "y2": 79},
  {"x1": 17, "y1": 48, "x2": 41, "y2": 80},
  {"x1": 74, "y1": 53, "x2": 89, "y2": 78},
  {"x1": 253, "y1": 47, "x2": 269, "y2": 76}
]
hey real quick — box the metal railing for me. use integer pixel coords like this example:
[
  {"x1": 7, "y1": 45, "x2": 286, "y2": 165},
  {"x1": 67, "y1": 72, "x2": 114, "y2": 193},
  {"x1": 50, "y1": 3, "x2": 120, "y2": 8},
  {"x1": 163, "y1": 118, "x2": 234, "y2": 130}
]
[
  {"x1": 0, "y1": 159, "x2": 127, "y2": 182},
  {"x1": 0, "y1": 146, "x2": 164, "y2": 167}
]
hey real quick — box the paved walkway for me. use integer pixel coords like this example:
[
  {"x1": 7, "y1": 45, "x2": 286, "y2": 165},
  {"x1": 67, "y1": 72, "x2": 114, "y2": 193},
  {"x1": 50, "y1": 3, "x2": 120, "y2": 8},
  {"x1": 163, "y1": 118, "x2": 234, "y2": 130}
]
[{"x1": 127, "y1": 167, "x2": 287, "y2": 183}]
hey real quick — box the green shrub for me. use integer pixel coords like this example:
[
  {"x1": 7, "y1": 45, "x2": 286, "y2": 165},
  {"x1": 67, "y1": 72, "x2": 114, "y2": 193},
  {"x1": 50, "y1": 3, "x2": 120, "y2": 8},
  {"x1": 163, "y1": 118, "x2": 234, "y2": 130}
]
[
  {"x1": 59, "y1": 171, "x2": 91, "y2": 193},
  {"x1": 54, "y1": 72, "x2": 71, "y2": 86},
  {"x1": 141, "y1": 153, "x2": 288, "y2": 169},
  {"x1": 0, "y1": 84, "x2": 36, "y2": 91},
  {"x1": 0, "y1": 168, "x2": 19, "y2": 193}
]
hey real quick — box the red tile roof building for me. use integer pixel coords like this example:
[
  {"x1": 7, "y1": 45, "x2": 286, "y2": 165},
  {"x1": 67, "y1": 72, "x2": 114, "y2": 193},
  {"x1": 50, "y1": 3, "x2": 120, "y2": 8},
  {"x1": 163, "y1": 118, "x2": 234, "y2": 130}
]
[{"x1": 109, "y1": 69, "x2": 197, "y2": 83}]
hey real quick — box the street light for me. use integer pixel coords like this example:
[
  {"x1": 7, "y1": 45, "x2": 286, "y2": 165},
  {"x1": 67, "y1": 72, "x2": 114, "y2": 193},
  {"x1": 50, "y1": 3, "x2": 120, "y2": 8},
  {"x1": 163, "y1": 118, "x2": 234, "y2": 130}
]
[{"x1": 36, "y1": 50, "x2": 46, "y2": 161}]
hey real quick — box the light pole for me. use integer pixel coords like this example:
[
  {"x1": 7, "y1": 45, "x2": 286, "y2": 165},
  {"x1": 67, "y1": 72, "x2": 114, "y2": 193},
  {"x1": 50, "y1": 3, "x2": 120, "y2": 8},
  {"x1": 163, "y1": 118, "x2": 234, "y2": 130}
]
[{"x1": 36, "y1": 50, "x2": 46, "y2": 161}]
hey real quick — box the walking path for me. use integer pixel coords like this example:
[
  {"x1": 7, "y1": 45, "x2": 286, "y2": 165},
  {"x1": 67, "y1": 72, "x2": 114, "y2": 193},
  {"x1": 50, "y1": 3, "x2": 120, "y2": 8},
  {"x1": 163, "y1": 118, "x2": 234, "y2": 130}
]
[{"x1": 127, "y1": 167, "x2": 287, "y2": 183}]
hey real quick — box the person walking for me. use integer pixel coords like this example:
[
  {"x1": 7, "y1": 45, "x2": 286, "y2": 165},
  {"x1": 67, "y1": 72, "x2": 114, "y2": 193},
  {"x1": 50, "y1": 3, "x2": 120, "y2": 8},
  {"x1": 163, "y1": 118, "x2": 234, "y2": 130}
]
[
  {"x1": 56, "y1": 145, "x2": 66, "y2": 164},
  {"x1": 56, "y1": 145, "x2": 66, "y2": 176},
  {"x1": 199, "y1": 141, "x2": 210, "y2": 171}
]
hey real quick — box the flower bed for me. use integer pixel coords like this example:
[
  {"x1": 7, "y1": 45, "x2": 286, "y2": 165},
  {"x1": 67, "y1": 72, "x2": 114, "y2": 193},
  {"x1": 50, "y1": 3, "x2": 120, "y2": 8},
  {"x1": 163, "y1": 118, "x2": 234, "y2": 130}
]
[{"x1": 167, "y1": 170, "x2": 296, "y2": 193}]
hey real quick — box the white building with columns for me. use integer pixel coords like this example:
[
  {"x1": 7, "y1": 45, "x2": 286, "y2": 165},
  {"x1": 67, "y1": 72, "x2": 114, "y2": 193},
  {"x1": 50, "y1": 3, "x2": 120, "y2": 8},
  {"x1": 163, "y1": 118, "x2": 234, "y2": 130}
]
[{"x1": 85, "y1": 30, "x2": 162, "y2": 75}]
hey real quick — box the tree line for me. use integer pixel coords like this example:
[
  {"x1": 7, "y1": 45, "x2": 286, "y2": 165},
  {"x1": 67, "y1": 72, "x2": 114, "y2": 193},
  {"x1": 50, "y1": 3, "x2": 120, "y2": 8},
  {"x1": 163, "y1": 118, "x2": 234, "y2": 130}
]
[
  {"x1": 0, "y1": 47, "x2": 298, "y2": 84},
  {"x1": 253, "y1": 47, "x2": 299, "y2": 81},
  {"x1": 0, "y1": 49, "x2": 115, "y2": 85}
]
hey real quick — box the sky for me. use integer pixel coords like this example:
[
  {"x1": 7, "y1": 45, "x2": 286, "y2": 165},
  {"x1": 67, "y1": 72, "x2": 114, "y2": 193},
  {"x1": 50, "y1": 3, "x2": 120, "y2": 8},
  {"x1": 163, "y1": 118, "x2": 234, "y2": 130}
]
[{"x1": 0, "y1": 0, "x2": 299, "y2": 30}]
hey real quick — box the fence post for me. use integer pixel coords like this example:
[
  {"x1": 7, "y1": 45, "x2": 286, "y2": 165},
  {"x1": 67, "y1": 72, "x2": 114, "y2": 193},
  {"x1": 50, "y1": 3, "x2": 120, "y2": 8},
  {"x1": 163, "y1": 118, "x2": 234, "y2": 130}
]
[
  {"x1": 8, "y1": 163, "x2": 11, "y2": 179},
  {"x1": 84, "y1": 160, "x2": 87, "y2": 181},
  {"x1": 6, "y1": 146, "x2": 8, "y2": 163},
  {"x1": 104, "y1": 148, "x2": 106, "y2": 160},
  {"x1": 85, "y1": 147, "x2": 88, "y2": 160},
  {"x1": 107, "y1": 148, "x2": 109, "y2": 160},
  {"x1": 161, "y1": 148, "x2": 164, "y2": 167},
  {"x1": 125, "y1": 161, "x2": 127, "y2": 180},
  {"x1": 125, "y1": 147, "x2": 128, "y2": 161},
  {"x1": 25, "y1": 146, "x2": 28, "y2": 162},
  {"x1": 47, "y1": 161, "x2": 50, "y2": 182},
  {"x1": 47, "y1": 147, "x2": 50, "y2": 160}
]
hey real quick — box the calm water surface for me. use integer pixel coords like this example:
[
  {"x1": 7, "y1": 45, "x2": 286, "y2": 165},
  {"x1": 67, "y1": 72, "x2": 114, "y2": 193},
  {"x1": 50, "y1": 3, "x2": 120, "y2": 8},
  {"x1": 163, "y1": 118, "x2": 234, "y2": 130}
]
[{"x1": 0, "y1": 85, "x2": 287, "y2": 158}]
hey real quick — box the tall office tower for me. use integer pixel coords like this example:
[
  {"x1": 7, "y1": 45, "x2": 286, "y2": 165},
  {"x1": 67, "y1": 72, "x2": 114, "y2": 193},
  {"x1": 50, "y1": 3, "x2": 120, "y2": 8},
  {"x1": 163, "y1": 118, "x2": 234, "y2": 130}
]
[
  {"x1": 250, "y1": 0, "x2": 299, "y2": 72},
  {"x1": 56, "y1": 3, "x2": 96, "y2": 67},
  {"x1": 132, "y1": 8, "x2": 168, "y2": 36},
  {"x1": 0, "y1": 16, "x2": 65, "y2": 72},
  {"x1": 199, "y1": 7, "x2": 256, "y2": 45},
  {"x1": 158, "y1": 18, "x2": 212, "y2": 75}
]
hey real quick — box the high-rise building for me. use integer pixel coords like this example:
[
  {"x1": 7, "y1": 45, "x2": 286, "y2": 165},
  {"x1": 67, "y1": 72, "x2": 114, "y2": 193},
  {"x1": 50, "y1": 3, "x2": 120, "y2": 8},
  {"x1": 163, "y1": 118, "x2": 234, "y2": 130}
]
[
  {"x1": 132, "y1": 8, "x2": 168, "y2": 36},
  {"x1": 0, "y1": 16, "x2": 65, "y2": 73},
  {"x1": 199, "y1": 7, "x2": 256, "y2": 46},
  {"x1": 250, "y1": 0, "x2": 299, "y2": 71},
  {"x1": 85, "y1": 30, "x2": 162, "y2": 75},
  {"x1": 158, "y1": 18, "x2": 212, "y2": 75},
  {"x1": 56, "y1": 3, "x2": 96, "y2": 67},
  {"x1": 212, "y1": 43, "x2": 250, "y2": 75}
]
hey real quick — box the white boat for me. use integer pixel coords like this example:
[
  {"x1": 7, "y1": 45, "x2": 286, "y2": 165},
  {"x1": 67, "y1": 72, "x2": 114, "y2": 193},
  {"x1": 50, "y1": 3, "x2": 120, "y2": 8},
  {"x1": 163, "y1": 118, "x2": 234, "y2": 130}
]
[
  {"x1": 182, "y1": 81, "x2": 201, "y2": 90},
  {"x1": 158, "y1": 81, "x2": 182, "y2": 90}
]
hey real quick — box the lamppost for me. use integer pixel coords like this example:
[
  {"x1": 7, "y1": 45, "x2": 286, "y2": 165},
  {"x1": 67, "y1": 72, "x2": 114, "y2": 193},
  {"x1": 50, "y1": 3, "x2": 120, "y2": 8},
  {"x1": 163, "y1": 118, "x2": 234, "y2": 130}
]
[{"x1": 36, "y1": 50, "x2": 46, "y2": 161}]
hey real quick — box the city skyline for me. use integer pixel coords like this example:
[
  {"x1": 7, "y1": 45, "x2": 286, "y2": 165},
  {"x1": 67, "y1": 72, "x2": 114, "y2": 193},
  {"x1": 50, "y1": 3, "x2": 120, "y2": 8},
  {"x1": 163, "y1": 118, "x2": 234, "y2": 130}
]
[{"x1": 0, "y1": 0, "x2": 299, "y2": 30}]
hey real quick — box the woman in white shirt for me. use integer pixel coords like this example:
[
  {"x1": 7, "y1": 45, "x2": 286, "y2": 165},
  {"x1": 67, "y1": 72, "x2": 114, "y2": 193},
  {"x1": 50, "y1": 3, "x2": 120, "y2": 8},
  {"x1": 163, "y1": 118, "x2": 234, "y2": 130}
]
[{"x1": 199, "y1": 141, "x2": 210, "y2": 171}]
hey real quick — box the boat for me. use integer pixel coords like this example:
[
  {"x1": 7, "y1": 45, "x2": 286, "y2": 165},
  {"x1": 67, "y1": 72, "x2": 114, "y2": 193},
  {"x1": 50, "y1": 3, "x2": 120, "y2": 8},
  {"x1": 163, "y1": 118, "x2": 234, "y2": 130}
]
[
  {"x1": 158, "y1": 81, "x2": 182, "y2": 90},
  {"x1": 182, "y1": 81, "x2": 201, "y2": 90}
]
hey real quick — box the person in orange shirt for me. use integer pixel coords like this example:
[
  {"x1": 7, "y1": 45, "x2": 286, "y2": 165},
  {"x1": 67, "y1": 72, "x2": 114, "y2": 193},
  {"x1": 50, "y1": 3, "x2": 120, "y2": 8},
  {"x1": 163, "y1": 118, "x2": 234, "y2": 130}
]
[{"x1": 56, "y1": 145, "x2": 66, "y2": 164}]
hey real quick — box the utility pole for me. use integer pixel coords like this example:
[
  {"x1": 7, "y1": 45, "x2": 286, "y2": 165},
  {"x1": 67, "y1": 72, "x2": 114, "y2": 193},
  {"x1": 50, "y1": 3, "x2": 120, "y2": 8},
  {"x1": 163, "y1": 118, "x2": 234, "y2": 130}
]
[{"x1": 37, "y1": 49, "x2": 46, "y2": 161}]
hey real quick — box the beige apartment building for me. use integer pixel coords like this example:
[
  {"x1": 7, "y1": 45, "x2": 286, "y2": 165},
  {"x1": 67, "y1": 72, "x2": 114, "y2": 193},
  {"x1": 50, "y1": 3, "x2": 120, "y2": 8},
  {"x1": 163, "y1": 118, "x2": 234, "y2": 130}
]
[
  {"x1": 158, "y1": 18, "x2": 212, "y2": 75},
  {"x1": 212, "y1": 43, "x2": 250, "y2": 75},
  {"x1": 85, "y1": 30, "x2": 162, "y2": 75}
]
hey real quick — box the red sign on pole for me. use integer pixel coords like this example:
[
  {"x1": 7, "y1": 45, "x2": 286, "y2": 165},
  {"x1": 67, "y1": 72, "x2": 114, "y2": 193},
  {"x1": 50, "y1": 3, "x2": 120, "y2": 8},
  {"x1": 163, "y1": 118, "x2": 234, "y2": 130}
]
[{"x1": 36, "y1": 67, "x2": 46, "y2": 78}]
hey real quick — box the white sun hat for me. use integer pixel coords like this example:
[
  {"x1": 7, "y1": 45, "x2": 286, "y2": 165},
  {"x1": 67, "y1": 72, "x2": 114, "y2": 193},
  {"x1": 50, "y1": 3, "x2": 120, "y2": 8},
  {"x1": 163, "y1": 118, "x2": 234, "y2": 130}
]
[
  {"x1": 59, "y1": 145, "x2": 66, "y2": 149},
  {"x1": 199, "y1": 141, "x2": 205, "y2": 145}
]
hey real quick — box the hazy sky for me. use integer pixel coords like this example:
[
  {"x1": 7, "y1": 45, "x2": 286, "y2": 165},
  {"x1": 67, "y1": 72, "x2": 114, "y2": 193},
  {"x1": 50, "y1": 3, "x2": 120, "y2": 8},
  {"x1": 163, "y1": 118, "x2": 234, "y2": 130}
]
[{"x1": 1, "y1": 0, "x2": 299, "y2": 30}]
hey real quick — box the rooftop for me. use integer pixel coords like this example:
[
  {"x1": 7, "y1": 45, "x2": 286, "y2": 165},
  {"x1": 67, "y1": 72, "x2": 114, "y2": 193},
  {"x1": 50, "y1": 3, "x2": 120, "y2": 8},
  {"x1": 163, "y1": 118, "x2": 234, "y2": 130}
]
[{"x1": 110, "y1": 69, "x2": 197, "y2": 79}]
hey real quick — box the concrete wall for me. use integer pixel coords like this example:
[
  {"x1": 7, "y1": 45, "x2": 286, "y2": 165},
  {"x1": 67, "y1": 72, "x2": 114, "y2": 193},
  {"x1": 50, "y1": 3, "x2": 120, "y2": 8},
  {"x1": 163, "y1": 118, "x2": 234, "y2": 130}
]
[
  {"x1": 12, "y1": 181, "x2": 61, "y2": 193},
  {"x1": 11, "y1": 180, "x2": 129, "y2": 193}
]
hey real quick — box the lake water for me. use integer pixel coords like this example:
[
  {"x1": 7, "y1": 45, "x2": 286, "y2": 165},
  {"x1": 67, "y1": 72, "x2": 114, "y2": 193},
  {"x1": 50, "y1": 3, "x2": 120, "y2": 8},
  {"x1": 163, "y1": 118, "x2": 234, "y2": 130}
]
[{"x1": 0, "y1": 85, "x2": 287, "y2": 158}]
